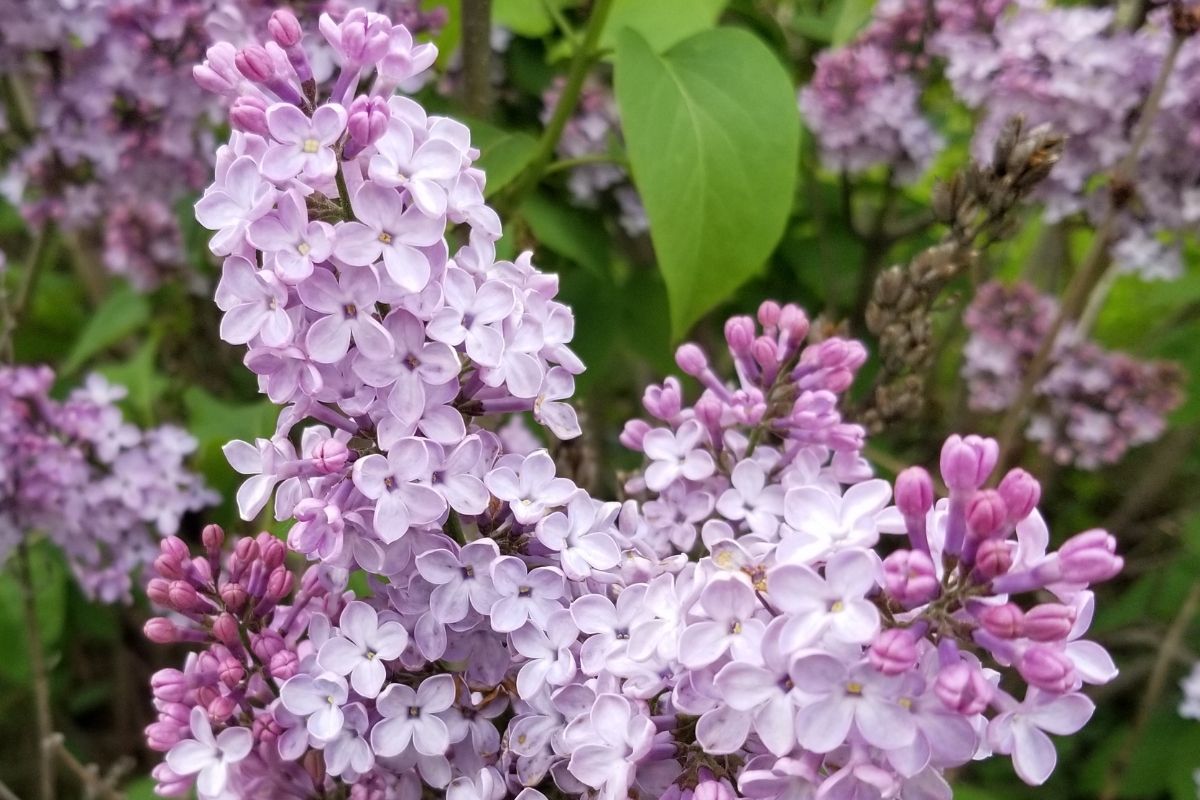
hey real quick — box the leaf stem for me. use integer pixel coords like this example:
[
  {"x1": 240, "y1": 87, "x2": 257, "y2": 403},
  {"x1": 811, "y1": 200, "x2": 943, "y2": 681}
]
[
  {"x1": 461, "y1": 0, "x2": 495, "y2": 119},
  {"x1": 543, "y1": 152, "x2": 629, "y2": 176},
  {"x1": 18, "y1": 541, "x2": 56, "y2": 800},
  {"x1": 501, "y1": 0, "x2": 616, "y2": 210}
]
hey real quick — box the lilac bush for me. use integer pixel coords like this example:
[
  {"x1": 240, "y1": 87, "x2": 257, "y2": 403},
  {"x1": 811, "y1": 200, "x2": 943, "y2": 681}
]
[{"x1": 139, "y1": 10, "x2": 1128, "y2": 799}]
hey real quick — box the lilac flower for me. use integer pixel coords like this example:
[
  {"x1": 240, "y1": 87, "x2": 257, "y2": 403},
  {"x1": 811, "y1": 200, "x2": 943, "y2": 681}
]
[
  {"x1": 371, "y1": 674, "x2": 457, "y2": 757},
  {"x1": 426, "y1": 268, "x2": 517, "y2": 368},
  {"x1": 642, "y1": 420, "x2": 715, "y2": 491},
  {"x1": 565, "y1": 694, "x2": 656, "y2": 798},
  {"x1": 195, "y1": 155, "x2": 277, "y2": 255},
  {"x1": 368, "y1": 120, "x2": 465, "y2": 216},
  {"x1": 214, "y1": 256, "x2": 293, "y2": 346},
  {"x1": 334, "y1": 182, "x2": 445, "y2": 291},
  {"x1": 415, "y1": 538, "x2": 501, "y2": 624},
  {"x1": 165, "y1": 708, "x2": 252, "y2": 799},
  {"x1": 679, "y1": 577, "x2": 766, "y2": 669},
  {"x1": 489, "y1": 557, "x2": 565, "y2": 632},
  {"x1": 298, "y1": 265, "x2": 394, "y2": 363},
  {"x1": 247, "y1": 190, "x2": 334, "y2": 284},
  {"x1": 988, "y1": 690, "x2": 1095, "y2": 786},
  {"x1": 354, "y1": 309, "x2": 460, "y2": 416},
  {"x1": 322, "y1": 702, "x2": 375, "y2": 778},
  {"x1": 778, "y1": 479, "x2": 892, "y2": 564},
  {"x1": 535, "y1": 492, "x2": 622, "y2": 580},
  {"x1": 262, "y1": 102, "x2": 348, "y2": 181},
  {"x1": 485, "y1": 451, "x2": 577, "y2": 525},
  {"x1": 222, "y1": 436, "x2": 297, "y2": 520},
  {"x1": 714, "y1": 620, "x2": 805, "y2": 756},
  {"x1": 279, "y1": 671, "x2": 350, "y2": 741},
  {"x1": 571, "y1": 586, "x2": 648, "y2": 675},
  {"x1": 767, "y1": 548, "x2": 881, "y2": 648},
  {"x1": 791, "y1": 653, "x2": 917, "y2": 753},
  {"x1": 534, "y1": 367, "x2": 583, "y2": 439},
  {"x1": 317, "y1": 601, "x2": 409, "y2": 697},
  {"x1": 716, "y1": 459, "x2": 786, "y2": 537},
  {"x1": 353, "y1": 438, "x2": 447, "y2": 542},
  {"x1": 511, "y1": 611, "x2": 579, "y2": 698}
]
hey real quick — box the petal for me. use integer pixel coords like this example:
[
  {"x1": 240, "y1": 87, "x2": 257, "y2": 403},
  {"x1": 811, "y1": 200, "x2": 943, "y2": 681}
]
[
  {"x1": 678, "y1": 621, "x2": 728, "y2": 669},
  {"x1": 333, "y1": 221, "x2": 384, "y2": 266},
  {"x1": 855, "y1": 699, "x2": 916, "y2": 749},
  {"x1": 794, "y1": 695, "x2": 855, "y2": 753},
  {"x1": 305, "y1": 315, "x2": 352, "y2": 363},
  {"x1": 165, "y1": 740, "x2": 216, "y2": 776},
  {"x1": 414, "y1": 716, "x2": 450, "y2": 756},
  {"x1": 381, "y1": 244, "x2": 432, "y2": 293},
  {"x1": 417, "y1": 674, "x2": 456, "y2": 713},
  {"x1": 714, "y1": 663, "x2": 777, "y2": 711},
  {"x1": 695, "y1": 704, "x2": 752, "y2": 755},
  {"x1": 318, "y1": 636, "x2": 364, "y2": 676},
  {"x1": 1011, "y1": 722, "x2": 1057, "y2": 786}
]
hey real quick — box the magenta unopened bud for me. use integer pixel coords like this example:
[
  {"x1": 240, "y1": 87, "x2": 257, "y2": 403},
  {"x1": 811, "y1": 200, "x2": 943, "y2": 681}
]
[
  {"x1": 208, "y1": 694, "x2": 238, "y2": 722},
  {"x1": 267, "y1": 8, "x2": 303, "y2": 47},
  {"x1": 212, "y1": 612, "x2": 242, "y2": 647},
  {"x1": 168, "y1": 580, "x2": 203, "y2": 613},
  {"x1": 1018, "y1": 646, "x2": 1077, "y2": 693},
  {"x1": 347, "y1": 95, "x2": 389, "y2": 148},
  {"x1": 751, "y1": 337, "x2": 779, "y2": 371},
  {"x1": 778, "y1": 303, "x2": 809, "y2": 342},
  {"x1": 967, "y1": 490, "x2": 1008, "y2": 540},
  {"x1": 151, "y1": 669, "x2": 189, "y2": 703},
  {"x1": 235, "y1": 45, "x2": 275, "y2": 83},
  {"x1": 973, "y1": 539, "x2": 1014, "y2": 581},
  {"x1": 147, "y1": 578, "x2": 172, "y2": 606},
  {"x1": 757, "y1": 300, "x2": 781, "y2": 328},
  {"x1": 270, "y1": 649, "x2": 300, "y2": 680},
  {"x1": 200, "y1": 523, "x2": 224, "y2": 553},
  {"x1": 619, "y1": 418, "x2": 650, "y2": 450},
  {"x1": 642, "y1": 378, "x2": 683, "y2": 421},
  {"x1": 693, "y1": 779, "x2": 737, "y2": 800},
  {"x1": 1058, "y1": 529, "x2": 1123, "y2": 584},
  {"x1": 144, "y1": 617, "x2": 179, "y2": 644},
  {"x1": 882, "y1": 549, "x2": 939, "y2": 607},
  {"x1": 252, "y1": 630, "x2": 286, "y2": 662},
  {"x1": 266, "y1": 567, "x2": 294, "y2": 601},
  {"x1": 998, "y1": 468, "x2": 1041, "y2": 522},
  {"x1": 1023, "y1": 604, "x2": 1076, "y2": 642},
  {"x1": 230, "y1": 96, "x2": 270, "y2": 136},
  {"x1": 260, "y1": 536, "x2": 286, "y2": 570},
  {"x1": 218, "y1": 657, "x2": 246, "y2": 688},
  {"x1": 145, "y1": 721, "x2": 184, "y2": 752},
  {"x1": 940, "y1": 434, "x2": 999, "y2": 492},
  {"x1": 978, "y1": 603, "x2": 1024, "y2": 639},
  {"x1": 675, "y1": 343, "x2": 707, "y2": 376},
  {"x1": 193, "y1": 63, "x2": 235, "y2": 95},
  {"x1": 220, "y1": 582, "x2": 248, "y2": 613},
  {"x1": 724, "y1": 315, "x2": 755, "y2": 354},
  {"x1": 234, "y1": 536, "x2": 259, "y2": 564},
  {"x1": 934, "y1": 662, "x2": 993, "y2": 715},
  {"x1": 869, "y1": 628, "x2": 919, "y2": 675},
  {"x1": 311, "y1": 437, "x2": 350, "y2": 473},
  {"x1": 895, "y1": 467, "x2": 934, "y2": 517}
]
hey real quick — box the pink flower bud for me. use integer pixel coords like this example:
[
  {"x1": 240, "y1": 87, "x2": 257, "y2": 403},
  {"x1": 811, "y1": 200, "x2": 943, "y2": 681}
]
[
  {"x1": 967, "y1": 490, "x2": 1008, "y2": 540},
  {"x1": 751, "y1": 337, "x2": 779, "y2": 371},
  {"x1": 619, "y1": 419, "x2": 650, "y2": 450},
  {"x1": 643, "y1": 379, "x2": 682, "y2": 421},
  {"x1": 973, "y1": 539, "x2": 1013, "y2": 581},
  {"x1": 235, "y1": 45, "x2": 276, "y2": 83},
  {"x1": 193, "y1": 63, "x2": 235, "y2": 95},
  {"x1": 882, "y1": 549, "x2": 940, "y2": 607},
  {"x1": 1023, "y1": 604, "x2": 1076, "y2": 642},
  {"x1": 1018, "y1": 646, "x2": 1077, "y2": 693},
  {"x1": 934, "y1": 662, "x2": 993, "y2": 714},
  {"x1": 212, "y1": 612, "x2": 242, "y2": 647},
  {"x1": 757, "y1": 300, "x2": 781, "y2": 328},
  {"x1": 998, "y1": 468, "x2": 1041, "y2": 521},
  {"x1": 267, "y1": 8, "x2": 303, "y2": 47},
  {"x1": 1058, "y1": 529, "x2": 1123, "y2": 584},
  {"x1": 252, "y1": 630, "x2": 285, "y2": 662},
  {"x1": 168, "y1": 580, "x2": 203, "y2": 613},
  {"x1": 895, "y1": 467, "x2": 935, "y2": 517},
  {"x1": 201, "y1": 524, "x2": 225, "y2": 554},
  {"x1": 230, "y1": 96, "x2": 270, "y2": 136},
  {"x1": 220, "y1": 582, "x2": 248, "y2": 613},
  {"x1": 724, "y1": 315, "x2": 755, "y2": 354},
  {"x1": 218, "y1": 657, "x2": 246, "y2": 688},
  {"x1": 347, "y1": 95, "x2": 389, "y2": 148},
  {"x1": 778, "y1": 303, "x2": 809, "y2": 342},
  {"x1": 147, "y1": 578, "x2": 172, "y2": 606},
  {"x1": 270, "y1": 649, "x2": 299, "y2": 680},
  {"x1": 978, "y1": 603, "x2": 1024, "y2": 639},
  {"x1": 940, "y1": 434, "x2": 999, "y2": 491},
  {"x1": 266, "y1": 567, "x2": 294, "y2": 601},
  {"x1": 208, "y1": 695, "x2": 238, "y2": 722},
  {"x1": 259, "y1": 536, "x2": 286, "y2": 569},
  {"x1": 151, "y1": 669, "x2": 189, "y2": 703},
  {"x1": 145, "y1": 721, "x2": 184, "y2": 752},
  {"x1": 144, "y1": 617, "x2": 179, "y2": 644},
  {"x1": 869, "y1": 629, "x2": 919, "y2": 675},
  {"x1": 675, "y1": 343, "x2": 708, "y2": 376}
]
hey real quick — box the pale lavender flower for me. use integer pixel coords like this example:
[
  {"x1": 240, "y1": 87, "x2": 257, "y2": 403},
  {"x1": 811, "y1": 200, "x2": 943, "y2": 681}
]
[
  {"x1": 372, "y1": 674, "x2": 457, "y2": 757},
  {"x1": 317, "y1": 600, "x2": 409, "y2": 697}
]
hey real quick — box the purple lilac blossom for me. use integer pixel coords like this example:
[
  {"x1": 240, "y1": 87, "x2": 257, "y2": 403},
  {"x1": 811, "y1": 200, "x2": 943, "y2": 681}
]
[
  {"x1": 0, "y1": 365, "x2": 215, "y2": 602},
  {"x1": 964, "y1": 281, "x2": 1183, "y2": 469},
  {"x1": 145, "y1": 9, "x2": 1124, "y2": 800}
]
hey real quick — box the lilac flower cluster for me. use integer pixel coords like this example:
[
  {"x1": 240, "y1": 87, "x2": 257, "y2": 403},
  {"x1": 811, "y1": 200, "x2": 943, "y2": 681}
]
[
  {"x1": 938, "y1": 2, "x2": 1200, "y2": 279},
  {"x1": 964, "y1": 281, "x2": 1183, "y2": 469},
  {"x1": 541, "y1": 76, "x2": 648, "y2": 236},
  {"x1": 0, "y1": 0, "x2": 442, "y2": 288},
  {"x1": 146, "y1": 9, "x2": 1123, "y2": 798},
  {"x1": 0, "y1": 365, "x2": 215, "y2": 602}
]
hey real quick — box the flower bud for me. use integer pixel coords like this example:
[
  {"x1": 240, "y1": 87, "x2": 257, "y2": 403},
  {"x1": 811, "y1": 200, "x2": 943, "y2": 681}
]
[
  {"x1": 724, "y1": 315, "x2": 755, "y2": 355},
  {"x1": 270, "y1": 649, "x2": 299, "y2": 681},
  {"x1": 882, "y1": 549, "x2": 940, "y2": 607},
  {"x1": 168, "y1": 580, "x2": 203, "y2": 613},
  {"x1": 940, "y1": 434, "x2": 999, "y2": 491},
  {"x1": 267, "y1": 8, "x2": 303, "y2": 47},
  {"x1": 895, "y1": 467, "x2": 935, "y2": 517},
  {"x1": 208, "y1": 694, "x2": 239, "y2": 722},
  {"x1": 1023, "y1": 604, "x2": 1076, "y2": 642},
  {"x1": 235, "y1": 45, "x2": 275, "y2": 83},
  {"x1": 778, "y1": 303, "x2": 809, "y2": 343},
  {"x1": 346, "y1": 95, "x2": 389, "y2": 149},
  {"x1": 978, "y1": 603, "x2": 1024, "y2": 639},
  {"x1": 619, "y1": 418, "x2": 650, "y2": 450},
  {"x1": 751, "y1": 336, "x2": 779, "y2": 373},
  {"x1": 144, "y1": 617, "x2": 179, "y2": 644},
  {"x1": 998, "y1": 468, "x2": 1041, "y2": 521},
  {"x1": 869, "y1": 628, "x2": 919, "y2": 675},
  {"x1": 147, "y1": 577, "x2": 172, "y2": 606},
  {"x1": 675, "y1": 343, "x2": 708, "y2": 376},
  {"x1": 202, "y1": 524, "x2": 225, "y2": 554},
  {"x1": 212, "y1": 612, "x2": 242, "y2": 647},
  {"x1": 934, "y1": 662, "x2": 993, "y2": 715},
  {"x1": 220, "y1": 582, "x2": 248, "y2": 613},
  {"x1": 757, "y1": 300, "x2": 781, "y2": 328},
  {"x1": 218, "y1": 657, "x2": 246, "y2": 688},
  {"x1": 252, "y1": 629, "x2": 286, "y2": 662},
  {"x1": 259, "y1": 535, "x2": 286, "y2": 569},
  {"x1": 230, "y1": 96, "x2": 270, "y2": 136},
  {"x1": 973, "y1": 539, "x2": 1013, "y2": 581},
  {"x1": 643, "y1": 379, "x2": 682, "y2": 421},
  {"x1": 1057, "y1": 529, "x2": 1123, "y2": 584},
  {"x1": 151, "y1": 669, "x2": 189, "y2": 703},
  {"x1": 1018, "y1": 646, "x2": 1077, "y2": 693},
  {"x1": 145, "y1": 721, "x2": 184, "y2": 752},
  {"x1": 266, "y1": 567, "x2": 294, "y2": 601},
  {"x1": 967, "y1": 490, "x2": 1008, "y2": 540}
]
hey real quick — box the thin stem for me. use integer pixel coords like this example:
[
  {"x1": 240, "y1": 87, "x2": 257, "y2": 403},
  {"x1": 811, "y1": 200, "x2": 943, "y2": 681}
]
[
  {"x1": 1, "y1": 223, "x2": 59, "y2": 362},
  {"x1": 0, "y1": 778, "x2": 21, "y2": 800},
  {"x1": 501, "y1": 0, "x2": 616, "y2": 210},
  {"x1": 18, "y1": 541, "x2": 55, "y2": 800},
  {"x1": 461, "y1": 0, "x2": 495, "y2": 119},
  {"x1": 48, "y1": 737, "x2": 125, "y2": 800},
  {"x1": 334, "y1": 164, "x2": 354, "y2": 220},
  {"x1": 994, "y1": 33, "x2": 1185, "y2": 473},
  {"x1": 543, "y1": 152, "x2": 628, "y2": 177},
  {"x1": 1099, "y1": 580, "x2": 1200, "y2": 800},
  {"x1": 852, "y1": 170, "x2": 898, "y2": 326},
  {"x1": 542, "y1": 0, "x2": 579, "y2": 44}
]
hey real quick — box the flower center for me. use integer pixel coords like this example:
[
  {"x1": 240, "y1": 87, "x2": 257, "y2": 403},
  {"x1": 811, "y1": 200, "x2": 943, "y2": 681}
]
[
  {"x1": 297, "y1": 242, "x2": 311, "y2": 255},
  {"x1": 378, "y1": 231, "x2": 393, "y2": 245},
  {"x1": 845, "y1": 681, "x2": 863, "y2": 696},
  {"x1": 303, "y1": 138, "x2": 320, "y2": 154},
  {"x1": 518, "y1": 585, "x2": 532, "y2": 597},
  {"x1": 830, "y1": 600, "x2": 845, "y2": 613},
  {"x1": 343, "y1": 303, "x2": 358, "y2": 318},
  {"x1": 408, "y1": 706, "x2": 421, "y2": 718}
]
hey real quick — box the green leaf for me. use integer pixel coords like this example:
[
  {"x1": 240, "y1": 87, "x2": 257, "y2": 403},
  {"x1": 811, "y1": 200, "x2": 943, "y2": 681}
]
[
  {"x1": 832, "y1": 0, "x2": 875, "y2": 45},
  {"x1": 615, "y1": 27, "x2": 799, "y2": 337},
  {"x1": 96, "y1": 338, "x2": 168, "y2": 427},
  {"x1": 601, "y1": 0, "x2": 727, "y2": 53},
  {"x1": 0, "y1": 542, "x2": 68, "y2": 683},
  {"x1": 468, "y1": 119, "x2": 540, "y2": 198},
  {"x1": 60, "y1": 284, "x2": 150, "y2": 375},
  {"x1": 520, "y1": 191, "x2": 611, "y2": 275},
  {"x1": 493, "y1": 0, "x2": 573, "y2": 37}
]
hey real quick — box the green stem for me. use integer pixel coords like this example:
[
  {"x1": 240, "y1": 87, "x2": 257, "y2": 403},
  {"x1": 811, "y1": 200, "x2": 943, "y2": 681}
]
[
  {"x1": 543, "y1": 152, "x2": 628, "y2": 177},
  {"x1": 335, "y1": 165, "x2": 354, "y2": 220},
  {"x1": 1, "y1": 222, "x2": 59, "y2": 364},
  {"x1": 501, "y1": 0, "x2": 616, "y2": 210},
  {"x1": 18, "y1": 541, "x2": 56, "y2": 800}
]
